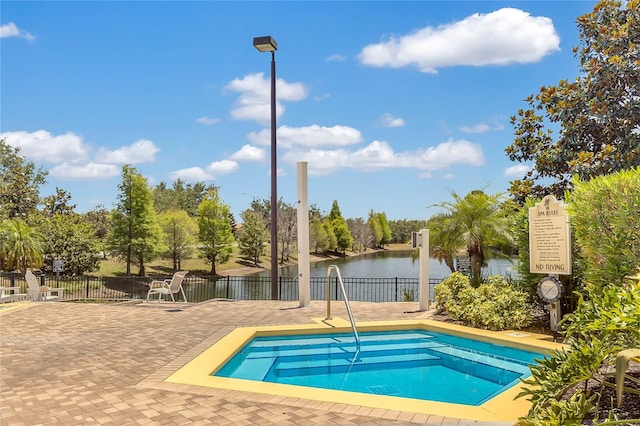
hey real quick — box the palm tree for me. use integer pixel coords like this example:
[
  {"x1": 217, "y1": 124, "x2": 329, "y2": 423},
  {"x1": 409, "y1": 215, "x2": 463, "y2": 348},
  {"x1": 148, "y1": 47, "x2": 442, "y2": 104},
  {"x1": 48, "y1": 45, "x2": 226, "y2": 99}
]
[
  {"x1": 3, "y1": 219, "x2": 44, "y2": 272},
  {"x1": 431, "y1": 190, "x2": 513, "y2": 285},
  {"x1": 426, "y1": 213, "x2": 465, "y2": 273}
]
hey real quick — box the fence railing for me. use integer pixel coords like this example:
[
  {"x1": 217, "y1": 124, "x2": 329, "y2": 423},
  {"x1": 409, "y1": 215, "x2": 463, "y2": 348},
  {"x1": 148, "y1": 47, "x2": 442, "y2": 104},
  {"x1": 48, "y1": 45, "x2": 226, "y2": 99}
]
[{"x1": 0, "y1": 272, "x2": 443, "y2": 303}]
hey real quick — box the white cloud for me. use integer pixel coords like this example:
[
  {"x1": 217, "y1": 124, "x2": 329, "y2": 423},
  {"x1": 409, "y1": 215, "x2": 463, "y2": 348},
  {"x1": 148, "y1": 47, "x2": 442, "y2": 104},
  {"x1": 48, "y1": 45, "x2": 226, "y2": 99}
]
[
  {"x1": 49, "y1": 162, "x2": 120, "y2": 180},
  {"x1": 0, "y1": 22, "x2": 35, "y2": 41},
  {"x1": 206, "y1": 159, "x2": 239, "y2": 175},
  {"x1": 229, "y1": 144, "x2": 265, "y2": 162},
  {"x1": 377, "y1": 113, "x2": 405, "y2": 128},
  {"x1": 504, "y1": 164, "x2": 532, "y2": 177},
  {"x1": 282, "y1": 138, "x2": 484, "y2": 176},
  {"x1": 247, "y1": 124, "x2": 362, "y2": 149},
  {"x1": 95, "y1": 139, "x2": 159, "y2": 164},
  {"x1": 169, "y1": 167, "x2": 215, "y2": 182},
  {"x1": 358, "y1": 8, "x2": 560, "y2": 73},
  {"x1": 459, "y1": 123, "x2": 491, "y2": 134},
  {"x1": 326, "y1": 54, "x2": 347, "y2": 62},
  {"x1": 226, "y1": 73, "x2": 307, "y2": 124},
  {"x1": 195, "y1": 116, "x2": 220, "y2": 125},
  {"x1": 1, "y1": 130, "x2": 89, "y2": 164}
]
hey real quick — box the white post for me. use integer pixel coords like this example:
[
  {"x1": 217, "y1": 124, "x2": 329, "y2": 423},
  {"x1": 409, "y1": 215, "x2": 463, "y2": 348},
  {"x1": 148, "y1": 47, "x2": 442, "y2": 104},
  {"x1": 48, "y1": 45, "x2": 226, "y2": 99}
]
[
  {"x1": 297, "y1": 162, "x2": 311, "y2": 307},
  {"x1": 418, "y1": 228, "x2": 430, "y2": 311}
]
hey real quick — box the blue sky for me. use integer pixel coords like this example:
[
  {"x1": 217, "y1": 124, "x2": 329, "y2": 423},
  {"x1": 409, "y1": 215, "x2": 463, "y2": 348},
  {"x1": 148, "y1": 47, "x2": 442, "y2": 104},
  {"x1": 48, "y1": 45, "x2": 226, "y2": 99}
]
[{"x1": 1, "y1": 1, "x2": 597, "y2": 221}]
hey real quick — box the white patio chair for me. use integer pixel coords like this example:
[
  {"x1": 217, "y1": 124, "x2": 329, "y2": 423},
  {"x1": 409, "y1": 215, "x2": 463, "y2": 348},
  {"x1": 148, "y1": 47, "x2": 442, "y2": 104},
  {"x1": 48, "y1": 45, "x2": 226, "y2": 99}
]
[
  {"x1": 146, "y1": 271, "x2": 189, "y2": 303},
  {"x1": 0, "y1": 286, "x2": 28, "y2": 303},
  {"x1": 25, "y1": 270, "x2": 64, "y2": 301}
]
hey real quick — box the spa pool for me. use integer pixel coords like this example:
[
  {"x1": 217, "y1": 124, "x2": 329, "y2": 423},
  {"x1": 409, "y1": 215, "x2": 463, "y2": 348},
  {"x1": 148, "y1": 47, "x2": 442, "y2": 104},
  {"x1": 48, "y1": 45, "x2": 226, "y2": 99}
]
[{"x1": 214, "y1": 329, "x2": 541, "y2": 406}]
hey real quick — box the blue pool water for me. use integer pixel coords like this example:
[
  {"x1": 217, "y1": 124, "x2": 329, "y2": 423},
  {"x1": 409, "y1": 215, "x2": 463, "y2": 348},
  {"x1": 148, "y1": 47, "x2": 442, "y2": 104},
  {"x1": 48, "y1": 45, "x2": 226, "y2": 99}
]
[{"x1": 214, "y1": 330, "x2": 543, "y2": 405}]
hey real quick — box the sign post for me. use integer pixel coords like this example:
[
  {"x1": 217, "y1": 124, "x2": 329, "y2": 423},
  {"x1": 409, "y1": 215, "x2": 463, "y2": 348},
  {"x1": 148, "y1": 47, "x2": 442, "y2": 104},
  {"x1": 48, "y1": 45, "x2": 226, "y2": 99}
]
[
  {"x1": 529, "y1": 195, "x2": 571, "y2": 331},
  {"x1": 53, "y1": 258, "x2": 64, "y2": 286}
]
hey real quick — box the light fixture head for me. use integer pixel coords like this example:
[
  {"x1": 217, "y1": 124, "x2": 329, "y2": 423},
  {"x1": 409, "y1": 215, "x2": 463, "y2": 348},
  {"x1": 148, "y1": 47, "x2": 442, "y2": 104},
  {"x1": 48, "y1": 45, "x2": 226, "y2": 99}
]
[{"x1": 253, "y1": 36, "x2": 278, "y2": 52}]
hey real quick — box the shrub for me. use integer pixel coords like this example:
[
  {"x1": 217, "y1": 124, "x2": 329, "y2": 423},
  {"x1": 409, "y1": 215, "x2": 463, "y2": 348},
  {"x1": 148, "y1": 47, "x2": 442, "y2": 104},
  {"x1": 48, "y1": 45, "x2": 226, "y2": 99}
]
[
  {"x1": 518, "y1": 283, "x2": 640, "y2": 424},
  {"x1": 567, "y1": 167, "x2": 640, "y2": 289},
  {"x1": 434, "y1": 272, "x2": 533, "y2": 331}
]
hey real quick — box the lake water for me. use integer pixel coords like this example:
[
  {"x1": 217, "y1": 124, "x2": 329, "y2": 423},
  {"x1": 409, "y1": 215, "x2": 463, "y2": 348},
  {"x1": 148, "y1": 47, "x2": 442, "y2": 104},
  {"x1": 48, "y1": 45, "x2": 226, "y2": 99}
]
[{"x1": 249, "y1": 250, "x2": 518, "y2": 280}]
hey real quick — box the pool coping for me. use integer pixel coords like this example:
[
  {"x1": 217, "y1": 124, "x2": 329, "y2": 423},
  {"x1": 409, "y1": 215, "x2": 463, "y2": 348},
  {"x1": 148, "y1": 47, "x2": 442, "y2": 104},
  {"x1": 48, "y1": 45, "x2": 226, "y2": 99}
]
[{"x1": 164, "y1": 318, "x2": 565, "y2": 423}]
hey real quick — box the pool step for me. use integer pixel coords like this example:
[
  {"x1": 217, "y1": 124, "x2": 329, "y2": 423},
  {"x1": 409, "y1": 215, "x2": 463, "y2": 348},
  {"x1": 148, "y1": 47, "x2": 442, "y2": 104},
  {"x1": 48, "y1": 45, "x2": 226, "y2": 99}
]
[{"x1": 272, "y1": 352, "x2": 441, "y2": 378}]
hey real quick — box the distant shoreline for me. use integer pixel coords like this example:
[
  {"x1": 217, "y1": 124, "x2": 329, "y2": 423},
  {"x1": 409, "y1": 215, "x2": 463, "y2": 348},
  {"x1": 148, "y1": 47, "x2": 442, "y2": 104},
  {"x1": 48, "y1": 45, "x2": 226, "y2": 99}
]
[{"x1": 222, "y1": 244, "x2": 412, "y2": 277}]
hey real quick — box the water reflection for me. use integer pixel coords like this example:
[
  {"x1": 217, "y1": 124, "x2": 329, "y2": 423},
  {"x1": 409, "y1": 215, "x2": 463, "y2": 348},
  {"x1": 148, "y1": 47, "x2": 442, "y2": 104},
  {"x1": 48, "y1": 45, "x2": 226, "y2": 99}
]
[{"x1": 248, "y1": 250, "x2": 517, "y2": 279}]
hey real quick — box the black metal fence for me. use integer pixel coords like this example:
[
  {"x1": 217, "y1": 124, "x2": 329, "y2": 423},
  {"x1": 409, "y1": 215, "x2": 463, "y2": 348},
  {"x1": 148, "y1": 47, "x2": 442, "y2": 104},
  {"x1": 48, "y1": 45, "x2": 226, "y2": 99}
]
[{"x1": 0, "y1": 271, "x2": 443, "y2": 303}]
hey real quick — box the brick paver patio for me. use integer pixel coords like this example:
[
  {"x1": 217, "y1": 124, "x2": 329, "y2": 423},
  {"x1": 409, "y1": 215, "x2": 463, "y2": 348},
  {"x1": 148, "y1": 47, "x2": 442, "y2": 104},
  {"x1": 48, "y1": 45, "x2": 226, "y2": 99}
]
[{"x1": 0, "y1": 300, "x2": 512, "y2": 425}]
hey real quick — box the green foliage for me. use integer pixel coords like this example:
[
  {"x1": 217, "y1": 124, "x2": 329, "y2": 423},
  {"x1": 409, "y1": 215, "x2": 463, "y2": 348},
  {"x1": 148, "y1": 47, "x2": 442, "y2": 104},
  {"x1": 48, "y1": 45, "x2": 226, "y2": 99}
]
[
  {"x1": 400, "y1": 288, "x2": 415, "y2": 302},
  {"x1": 427, "y1": 213, "x2": 464, "y2": 273},
  {"x1": 518, "y1": 284, "x2": 640, "y2": 424},
  {"x1": 368, "y1": 210, "x2": 383, "y2": 247},
  {"x1": 158, "y1": 209, "x2": 197, "y2": 271},
  {"x1": 197, "y1": 190, "x2": 234, "y2": 275},
  {"x1": 434, "y1": 272, "x2": 532, "y2": 331},
  {"x1": 237, "y1": 209, "x2": 267, "y2": 266},
  {"x1": 153, "y1": 179, "x2": 216, "y2": 217},
  {"x1": 0, "y1": 218, "x2": 44, "y2": 272},
  {"x1": 38, "y1": 213, "x2": 101, "y2": 275},
  {"x1": 0, "y1": 138, "x2": 48, "y2": 219},
  {"x1": 108, "y1": 165, "x2": 165, "y2": 276},
  {"x1": 506, "y1": 0, "x2": 640, "y2": 203},
  {"x1": 518, "y1": 391, "x2": 596, "y2": 426},
  {"x1": 322, "y1": 218, "x2": 337, "y2": 251},
  {"x1": 41, "y1": 188, "x2": 76, "y2": 216},
  {"x1": 430, "y1": 190, "x2": 514, "y2": 285},
  {"x1": 567, "y1": 167, "x2": 640, "y2": 289},
  {"x1": 328, "y1": 200, "x2": 352, "y2": 253},
  {"x1": 309, "y1": 215, "x2": 329, "y2": 253},
  {"x1": 387, "y1": 219, "x2": 428, "y2": 244}
]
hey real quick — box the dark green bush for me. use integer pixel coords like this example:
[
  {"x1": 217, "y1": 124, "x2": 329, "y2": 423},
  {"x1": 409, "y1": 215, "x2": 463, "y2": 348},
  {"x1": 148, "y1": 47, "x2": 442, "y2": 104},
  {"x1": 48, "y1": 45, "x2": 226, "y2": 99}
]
[{"x1": 434, "y1": 272, "x2": 533, "y2": 331}]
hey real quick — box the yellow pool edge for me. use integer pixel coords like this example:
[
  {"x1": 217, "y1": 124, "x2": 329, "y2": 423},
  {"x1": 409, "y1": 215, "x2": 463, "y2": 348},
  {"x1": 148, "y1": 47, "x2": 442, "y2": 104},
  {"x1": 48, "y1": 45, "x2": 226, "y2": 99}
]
[{"x1": 166, "y1": 318, "x2": 565, "y2": 422}]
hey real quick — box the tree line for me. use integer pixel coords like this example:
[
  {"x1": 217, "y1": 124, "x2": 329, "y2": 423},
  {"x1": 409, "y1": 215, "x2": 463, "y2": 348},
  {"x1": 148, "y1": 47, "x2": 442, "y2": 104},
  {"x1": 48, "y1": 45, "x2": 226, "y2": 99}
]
[{"x1": 0, "y1": 141, "x2": 427, "y2": 276}]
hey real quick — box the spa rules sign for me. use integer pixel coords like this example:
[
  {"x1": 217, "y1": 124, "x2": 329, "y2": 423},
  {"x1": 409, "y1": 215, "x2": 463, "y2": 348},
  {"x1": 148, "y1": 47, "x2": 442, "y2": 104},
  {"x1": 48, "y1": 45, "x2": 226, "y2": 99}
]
[{"x1": 529, "y1": 195, "x2": 571, "y2": 275}]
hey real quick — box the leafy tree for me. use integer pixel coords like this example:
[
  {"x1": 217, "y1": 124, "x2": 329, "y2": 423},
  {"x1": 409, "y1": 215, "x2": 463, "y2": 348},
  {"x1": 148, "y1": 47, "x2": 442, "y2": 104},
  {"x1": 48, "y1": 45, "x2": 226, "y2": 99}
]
[
  {"x1": 41, "y1": 188, "x2": 76, "y2": 216},
  {"x1": 0, "y1": 218, "x2": 44, "y2": 272},
  {"x1": 323, "y1": 217, "x2": 337, "y2": 251},
  {"x1": 309, "y1": 215, "x2": 329, "y2": 253},
  {"x1": 84, "y1": 205, "x2": 110, "y2": 259},
  {"x1": 367, "y1": 210, "x2": 383, "y2": 248},
  {"x1": 431, "y1": 190, "x2": 513, "y2": 285},
  {"x1": 388, "y1": 219, "x2": 428, "y2": 244},
  {"x1": 567, "y1": 166, "x2": 640, "y2": 288},
  {"x1": 108, "y1": 165, "x2": 165, "y2": 276},
  {"x1": 38, "y1": 213, "x2": 101, "y2": 275},
  {"x1": 377, "y1": 212, "x2": 392, "y2": 247},
  {"x1": 0, "y1": 138, "x2": 48, "y2": 219},
  {"x1": 277, "y1": 200, "x2": 296, "y2": 264},
  {"x1": 328, "y1": 200, "x2": 353, "y2": 253},
  {"x1": 153, "y1": 179, "x2": 217, "y2": 216},
  {"x1": 347, "y1": 218, "x2": 373, "y2": 253},
  {"x1": 506, "y1": 0, "x2": 640, "y2": 204},
  {"x1": 158, "y1": 209, "x2": 197, "y2": 271},
  {"x1": 197, "y1": 189, "x2": 234, "y2": 275},
  {"x1": 237, "y1": 209, "x2": 268, "y2": 266}
]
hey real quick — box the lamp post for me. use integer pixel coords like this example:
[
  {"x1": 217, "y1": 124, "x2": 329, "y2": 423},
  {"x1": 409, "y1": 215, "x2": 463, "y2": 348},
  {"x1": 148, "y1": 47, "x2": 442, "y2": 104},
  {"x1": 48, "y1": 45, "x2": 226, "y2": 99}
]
[{"x1": 253, "y1": 35, "x2": 279, "y2": 300}]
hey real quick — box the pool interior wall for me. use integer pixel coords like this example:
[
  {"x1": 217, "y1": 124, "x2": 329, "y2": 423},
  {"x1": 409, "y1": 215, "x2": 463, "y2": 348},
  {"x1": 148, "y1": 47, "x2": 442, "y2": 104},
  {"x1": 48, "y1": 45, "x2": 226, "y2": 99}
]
[{"x1": 166, "y1": 318, "x2": 565, "y2": 422}]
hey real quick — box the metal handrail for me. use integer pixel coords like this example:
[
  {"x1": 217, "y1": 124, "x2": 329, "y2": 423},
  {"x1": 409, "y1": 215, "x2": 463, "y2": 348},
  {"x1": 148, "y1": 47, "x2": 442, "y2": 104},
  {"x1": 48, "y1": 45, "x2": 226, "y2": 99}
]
[{"x1": 326, "y1": 265, "x2": 360, "y2": 347}]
